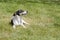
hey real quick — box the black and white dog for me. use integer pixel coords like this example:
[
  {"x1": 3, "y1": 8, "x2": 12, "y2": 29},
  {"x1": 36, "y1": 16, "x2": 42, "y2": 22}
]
[{"x1": 11, "y1": 10, "x2": 28, "y2": 29}]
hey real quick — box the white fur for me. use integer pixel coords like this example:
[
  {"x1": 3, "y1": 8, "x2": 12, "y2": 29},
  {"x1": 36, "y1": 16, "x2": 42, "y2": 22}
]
[{"x1": 11, "y1": 15, "x2": 28, "y2": 29}]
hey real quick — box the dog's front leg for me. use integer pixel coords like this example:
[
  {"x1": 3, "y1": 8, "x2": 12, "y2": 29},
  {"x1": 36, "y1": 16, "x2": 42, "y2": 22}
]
[
  {"x1": 21, "y1": 24, "x2": 26, "y2": 28},
  {"x1": 13, "y1": 25, "x2": 16, "y2": 29},
  {"x1": 22, "y1": 19, "x2": 29, "y2": 24}
]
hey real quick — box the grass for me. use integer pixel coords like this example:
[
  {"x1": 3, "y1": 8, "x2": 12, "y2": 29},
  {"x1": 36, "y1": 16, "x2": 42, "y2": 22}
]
[{"x1": 0, "y1": 0, "x2": 60, "y2": 40}]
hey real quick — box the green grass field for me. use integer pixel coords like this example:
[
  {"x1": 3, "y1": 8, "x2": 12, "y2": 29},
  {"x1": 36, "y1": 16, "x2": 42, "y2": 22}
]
[{"x1": 0, "y1": 0, "x2": 60, "y2": 40}]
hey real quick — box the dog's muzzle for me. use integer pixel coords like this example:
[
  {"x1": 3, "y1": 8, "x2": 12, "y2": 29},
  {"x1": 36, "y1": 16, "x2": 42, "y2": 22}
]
[{"x1": 22, "y1": 11, "x2": 28, "y2": 15}]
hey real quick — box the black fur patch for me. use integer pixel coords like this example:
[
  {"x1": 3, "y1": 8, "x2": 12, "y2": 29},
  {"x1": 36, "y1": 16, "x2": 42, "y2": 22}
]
[
  {"x1": 13, "y1": 10, "x2": 24, "y2": 16},
  {"x1": 11, "y1": 19, "x2": 14, "y2": 25}
]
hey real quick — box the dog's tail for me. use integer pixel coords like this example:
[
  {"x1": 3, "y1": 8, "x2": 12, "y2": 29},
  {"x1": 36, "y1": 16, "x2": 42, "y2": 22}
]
[{"x1": 9, "y1": 19, "x2": 14, "y2": 25}]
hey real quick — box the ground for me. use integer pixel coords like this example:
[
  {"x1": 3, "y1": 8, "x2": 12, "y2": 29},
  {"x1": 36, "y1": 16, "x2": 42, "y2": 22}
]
[{"x1": 0, "y1": 0, "x2": 60, "y2": 40}]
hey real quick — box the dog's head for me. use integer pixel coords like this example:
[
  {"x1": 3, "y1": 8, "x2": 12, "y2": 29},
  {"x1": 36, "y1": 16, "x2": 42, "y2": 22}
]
[{"x1": 13, "y1": 10, "x2": 28, "y2": 16}]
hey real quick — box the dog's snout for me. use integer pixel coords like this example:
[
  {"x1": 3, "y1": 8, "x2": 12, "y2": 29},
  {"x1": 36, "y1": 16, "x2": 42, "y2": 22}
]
[{"x1": 26, "y1": 11, "x2": 28, "y2": 13}]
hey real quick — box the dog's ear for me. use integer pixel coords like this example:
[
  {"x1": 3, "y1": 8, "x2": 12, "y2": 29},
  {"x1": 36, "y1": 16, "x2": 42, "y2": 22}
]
[
  {"x1": 16, "y1": 10, "x2": 23, "y2": 13},
  {"x1": 16, "y1": 10, "x2": 24, "y2": 16},
  {"x1": 16, "y1": 11, "x2": 20, "y2": 16},
  {"x1": 18, "y1": 10, "x2": 24, "y2": 13}
]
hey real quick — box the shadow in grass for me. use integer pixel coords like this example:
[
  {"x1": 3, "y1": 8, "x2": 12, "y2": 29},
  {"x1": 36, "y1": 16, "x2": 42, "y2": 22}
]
[{"x1": 54, "y1": 23, "x2": 60, "y2": 28}]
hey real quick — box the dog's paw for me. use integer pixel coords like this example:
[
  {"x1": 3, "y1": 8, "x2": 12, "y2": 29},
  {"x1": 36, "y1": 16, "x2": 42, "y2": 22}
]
[
  {"x1": 22, "y1": 25, "x2": 26, "y2": 28},
  {"x1": 23, "y1": 22, "x2": 30, "y2": 25},
  {"x1": 13, "y1": 25, "x2": 16, "y2": 29},
  {"x1": 21, "y1": 24, "x2": 27, "y2": 28}
]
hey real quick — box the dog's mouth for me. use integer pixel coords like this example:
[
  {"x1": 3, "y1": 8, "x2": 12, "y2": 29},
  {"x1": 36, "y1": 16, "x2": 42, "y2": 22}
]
[{"x1": 22, "y1": 13, "x2": 27, "y2": 15}]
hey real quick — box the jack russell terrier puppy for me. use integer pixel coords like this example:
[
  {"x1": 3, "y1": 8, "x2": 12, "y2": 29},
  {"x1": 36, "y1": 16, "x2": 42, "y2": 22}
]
[{"x1": 10, "y1": 10, "x2": 28, "y2": 29}]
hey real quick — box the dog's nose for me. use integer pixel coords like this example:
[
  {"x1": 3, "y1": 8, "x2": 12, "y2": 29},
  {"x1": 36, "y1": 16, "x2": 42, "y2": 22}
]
[{"x1": 26, "y1": 11, "x2": 28, "y2": 13}]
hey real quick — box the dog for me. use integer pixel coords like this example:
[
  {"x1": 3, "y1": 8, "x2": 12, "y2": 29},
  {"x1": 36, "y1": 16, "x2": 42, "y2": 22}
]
[{"x1": 11, "y1": 10, "x2": 28, "y2": 29}]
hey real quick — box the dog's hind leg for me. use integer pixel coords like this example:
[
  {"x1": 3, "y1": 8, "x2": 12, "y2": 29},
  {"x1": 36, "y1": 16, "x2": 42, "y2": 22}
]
[
  {"x1": 13, "y1": 25, "x2": 16, "y2": 29},
  {"x1": 22, "y1": 19, "x2": 29, "y2": 25}
]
